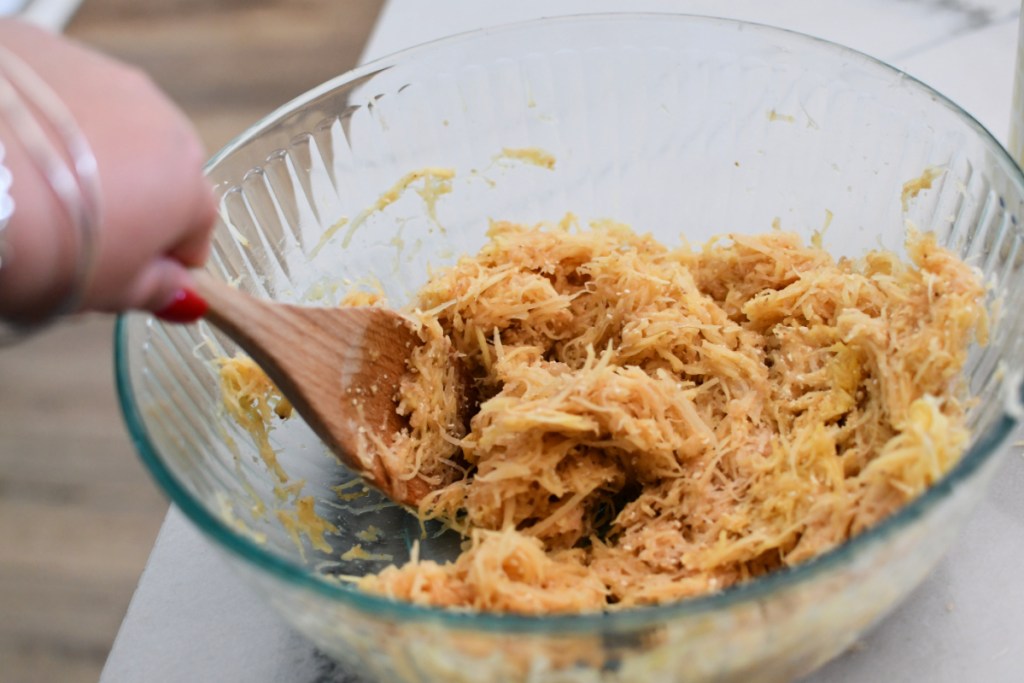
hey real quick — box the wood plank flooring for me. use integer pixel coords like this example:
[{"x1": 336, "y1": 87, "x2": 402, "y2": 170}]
[{"x1": 0, "y1": 2, "x2": 383, "y2": 681}]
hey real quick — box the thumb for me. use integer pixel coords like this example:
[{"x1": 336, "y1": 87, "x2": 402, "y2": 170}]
[{"x1": 119, "y1": 256, "x2": 206, "y2": 322}]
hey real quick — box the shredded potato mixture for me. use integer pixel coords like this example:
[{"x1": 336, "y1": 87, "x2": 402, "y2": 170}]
[
  {"x1": 218, "y1": 355, "x2": 293, "y2": 483},
  {"x1": 354, "y1": 218, "x2": 987, "y2": 613}
]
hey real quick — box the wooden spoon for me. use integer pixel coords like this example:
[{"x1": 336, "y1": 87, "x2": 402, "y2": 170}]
[{"x1": 193, "y1": 271, "x2": 468, "y2": 507}]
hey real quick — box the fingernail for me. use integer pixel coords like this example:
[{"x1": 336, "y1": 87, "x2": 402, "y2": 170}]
[{"x1": 156, "y1": 288, "x2": 208, "y2": 323}]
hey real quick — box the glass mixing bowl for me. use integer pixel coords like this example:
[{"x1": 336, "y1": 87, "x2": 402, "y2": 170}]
[{"x1": 116, "y1": 14, "x2": 1024, "y2": 683}]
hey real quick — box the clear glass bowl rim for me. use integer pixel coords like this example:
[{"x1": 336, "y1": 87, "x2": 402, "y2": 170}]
[{"x1": 115, "y1": 12, "x2": 1024, "y2": 633}]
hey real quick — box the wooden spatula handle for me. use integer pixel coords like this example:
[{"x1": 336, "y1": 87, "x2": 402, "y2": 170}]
[{"x1": 191, "y1": 271, "x2": 276, "y2": 350}]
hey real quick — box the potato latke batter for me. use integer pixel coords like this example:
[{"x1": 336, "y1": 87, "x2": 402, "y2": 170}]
[{"x1": 356, "y1": 218, "x2": 987, "y2": 613}]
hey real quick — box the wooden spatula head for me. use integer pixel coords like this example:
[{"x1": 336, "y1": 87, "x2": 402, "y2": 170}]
[{"x1": 194, "y1": 272, "x2": 462, "y2": 507}]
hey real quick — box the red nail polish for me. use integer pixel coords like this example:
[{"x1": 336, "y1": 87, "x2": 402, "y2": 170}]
[{"x1": 156, "y1": 288, "x2": 208, "y2": 323}]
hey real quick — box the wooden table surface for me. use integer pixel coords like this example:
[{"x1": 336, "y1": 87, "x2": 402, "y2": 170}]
[{"x1": 0, "y1": 2, "x2": 383, "y2": 681}]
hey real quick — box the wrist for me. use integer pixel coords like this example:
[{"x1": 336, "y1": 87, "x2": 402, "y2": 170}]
[
  {"x1": 0, "y1": 118, "x2": 77, "y2": 322},
  {"x1": 0, "y1": 36, "x2": 101, "y2": 332}
]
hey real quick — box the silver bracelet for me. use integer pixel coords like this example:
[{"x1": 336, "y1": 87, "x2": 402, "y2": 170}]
[
  {"x1": 0, "y1": 141, "x2": 12, "y2": 268},
  {"x1": 0, "y1": 43, "x2": 101, "y2": 343}
]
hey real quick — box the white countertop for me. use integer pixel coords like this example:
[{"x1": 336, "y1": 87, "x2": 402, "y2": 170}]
[{"x1": 101, "y1": 1, "x2": 1024, "y2": 681}]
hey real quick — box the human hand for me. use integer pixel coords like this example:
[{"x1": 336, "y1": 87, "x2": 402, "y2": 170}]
[{"x1": 0, "y1": 19, "x2": 215, "y2": 324}]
